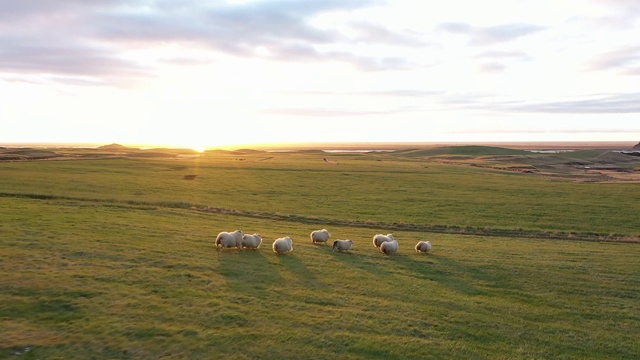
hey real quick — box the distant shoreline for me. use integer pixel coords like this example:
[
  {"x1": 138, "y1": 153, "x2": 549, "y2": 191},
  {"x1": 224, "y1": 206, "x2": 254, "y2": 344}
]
[
  {"x1": 250, "y1": 141, "x2": 637, "y2": 151},
  {"x1": 1, "y1": 141, "x2": 637, "y2": 151}
]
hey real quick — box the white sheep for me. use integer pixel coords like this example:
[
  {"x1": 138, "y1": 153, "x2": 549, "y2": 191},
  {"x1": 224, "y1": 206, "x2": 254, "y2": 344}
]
[
  {"x1": 379, "y1": 240, "x2": 399, "y2": 255},
  {"x1": 415, "y1": 240, "x2": 432, "y2": 253},
  {"x1": 216, "y1": 230, "x2": 244, "y2": 251},
  {"x1": 372, "y1": 233, "x2": 395, "y2": 248},
  {"x1": 242, "y1": 233, "x2": 262, "y2": 249},
  {"x1": 310, "y1": 229, "x2": 331, "y2": 244},
  {"x1": 332, "y1": 239, "x2": 353, "y2": 252},
  {"x1": 272, "y1": 236, "x2": 294, "y2": 254}
]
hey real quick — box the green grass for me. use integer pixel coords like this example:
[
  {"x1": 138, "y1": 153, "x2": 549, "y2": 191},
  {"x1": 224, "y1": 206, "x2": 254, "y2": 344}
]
[
  {"x1": 396, "y1": 145, "x2": 531, "y2": 157},
  {"x1": 1, "y1": 150, "x2": 639, "y2": 359},
  {"x1": 1, "y1": 151, "x2": 639, "y2": 235}
]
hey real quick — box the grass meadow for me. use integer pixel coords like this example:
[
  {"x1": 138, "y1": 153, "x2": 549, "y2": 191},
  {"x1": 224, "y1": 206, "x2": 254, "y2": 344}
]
[{"x1": 1, "y1": 149, "x2": 639, "y2": 359}]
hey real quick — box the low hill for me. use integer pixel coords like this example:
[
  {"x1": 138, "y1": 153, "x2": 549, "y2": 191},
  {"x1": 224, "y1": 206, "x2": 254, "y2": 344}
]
[
  {"x1": 395, "y1": 145, "x2": 530, "y2": 158},
  {"x1": 0, "y1": 148, "x2": 62, "y2": 160},
  {"x1": 96, "y1": 143, "x2": 133, "y2": 151}
]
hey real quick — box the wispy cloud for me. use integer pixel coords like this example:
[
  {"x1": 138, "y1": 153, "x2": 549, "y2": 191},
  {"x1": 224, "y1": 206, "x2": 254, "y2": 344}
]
[
  {"x1": 589, "y1": 0, "x2": 640, "y2": 28},
  {"x1": 435, "y1": 22, "x2": 473, "y2": 34},
  {"x1": 589, "y1": 45, "x2": 640, "y2": 75},
  {"x1": 347, "y1": 21, "x2": 430, "y2": 46},
  {"x1": 447, "y1": 92, "x2": 640, "y2": 114},
  {"x1": 472, "y1": 23, "x2": 546, "y2": 45},
  {"x1": 0, "y1": 37, "x2": 148, "y2": 77},
  {"x1": 262, "y1": 106, "x2": 399, "y2": 117},
  {"x1": 509, "y1": 93, "x2": 640, "y2": 114},
  {"x1": 472, "y1": 50, "x2": 530, "y2": 73},
  {"x1": 474, "y1": 50, "x2": 530, "y2": 60},
  {"x1": 477, "y1": 62, "x2": 507, "y2": 73},
  {"x1": 436, "y1": 22, "x2": 545, "y2": 45},
  {"x1": 362, "y1": 90, "x2": 444, "y2": 97}
]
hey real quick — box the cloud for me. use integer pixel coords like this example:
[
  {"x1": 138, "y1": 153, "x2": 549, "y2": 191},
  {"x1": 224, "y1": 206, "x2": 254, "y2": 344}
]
[
  {"x1": 477, "y1": 62, "x2": 507, "y2": 73},
  {"x1": 0, "y1": 0, "x2": 412, "y2": 85},
  {"x1": 442, "y1": 91, "x2": 640, "y2": 114},
  {"x1": 509, "y1": 93, "x2": 640, "y2": 114},
  {"x1": 362, "y1": 89, "x2": 443, "y2": 97},
  {"x1": 591, "y1": 0, "x2": 640, "y2": 28},
  {"x1": 0, "y1": 37, "x2": 147, "y2": 77},
  {"x1": 96, "y1": 2, "x2": 342, "y2": 50},
  {"x1": 471, "y1": 23, "x2": 546, "y2": 45},
  {"x1": 474, "y1": 50, "x2": 529, "y2": 60},
  {"x1": 589, "y1": 45, "x2": 640, "y2": 75},
  {"x1": 473, "y1": 50, "x2": 530, "y2": 73},
  {"x1": 435, "y1": 22, "x2": 473, "y2": 34},
  {"x1": 286, "y1": 89, "x2": 443, "y2": 98},
  {"x1": 436, "y1": 22, "x2": 545, "y2": 45},
  {"x1": 262, "y1": 106, "x2": 398, "y2": 117},
  {"x1": 346, "y1": 21, "x2": 430, "y2": 46}
]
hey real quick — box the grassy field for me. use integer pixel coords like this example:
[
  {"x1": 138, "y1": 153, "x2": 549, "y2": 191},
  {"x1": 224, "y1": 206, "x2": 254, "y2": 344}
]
[{"x1": 1, "y1": 148, "x2": 639, "y2": 359}]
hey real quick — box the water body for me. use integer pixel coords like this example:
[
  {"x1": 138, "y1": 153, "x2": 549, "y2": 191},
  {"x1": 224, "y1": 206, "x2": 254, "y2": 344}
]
[
  {"x1": 322, "y1": 149, "x2": 396, "y2": 153},
  {"x1": 525, "y1": 150, "x2": 576, "y2": 153}
]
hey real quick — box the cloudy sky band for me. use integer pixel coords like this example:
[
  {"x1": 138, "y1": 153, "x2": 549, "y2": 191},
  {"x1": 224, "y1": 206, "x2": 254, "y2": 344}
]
[{"x1": 1, "y1": 0, "x2": 639, "y2": 147}]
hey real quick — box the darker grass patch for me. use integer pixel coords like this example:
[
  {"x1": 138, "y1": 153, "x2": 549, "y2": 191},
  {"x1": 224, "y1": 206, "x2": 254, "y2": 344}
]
[
  {"x1": 0, "y1": 347, "x2": 34, "y2": 359},
  {"x1": 217, "y1": 250, "x2": 284, "y2": 302},
  {"x1": 33, "y1": 299, "x2": 78, "y2": 318},
  {"x1": 2, "y1": 287, "x2": 99, "y2": 323},
  {"x1": 126, "y1": 327, "x2": 173, "y2": 340},
  {"x1": 275, "y1": 252, "x2": 328, "y2": 289},
  {"x1": 0, "y1": 298, "x2": 85, "y2": 324},
  {"x1": 178, "y1": 329, "x2": 199, "y2": 337},
  {"x1": 391, "y1": 254, "x2": 490, "y2": 297},
  {"x1": 301, "y1": 296, "x2": 338, "y2": 307},
  {"x1": 69, "y1": 251, "x2": 130, "y2": 263},
  {"x1": 348, "y1": 338, "x2": 400, "y2": 359},
  {"x1": 210, "y1": 313, "x2": 251, "y2": 328}
]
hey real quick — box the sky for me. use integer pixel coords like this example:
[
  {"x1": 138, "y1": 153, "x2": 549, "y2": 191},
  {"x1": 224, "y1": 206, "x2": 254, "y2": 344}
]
[{"x1": 1, "y1": 0, "x2": 639, "y2": 149}]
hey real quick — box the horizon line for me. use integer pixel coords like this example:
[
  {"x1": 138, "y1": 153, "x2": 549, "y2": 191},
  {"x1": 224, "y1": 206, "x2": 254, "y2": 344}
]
[{"x1": 2, "y1": 140, "x2": 638, "y2": 151}]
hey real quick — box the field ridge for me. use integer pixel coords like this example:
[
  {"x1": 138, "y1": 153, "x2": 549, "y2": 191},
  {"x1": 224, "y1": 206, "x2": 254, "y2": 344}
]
[{"x1": 3, "y1": 191, "x2": 638, "y2": 243}]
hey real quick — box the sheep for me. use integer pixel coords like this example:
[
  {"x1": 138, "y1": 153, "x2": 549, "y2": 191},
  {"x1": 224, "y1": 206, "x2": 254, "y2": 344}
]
[
  {"x1": 373, "y1": 233, "x2": 395, "y2": 248},
  {"x1": 310, "y1": 229, "x2": 331, "y2": 244},
  {"x1": 272, "y1": 236, "x2": 294, "y2": 254},
  {"x1": 415, "y1": 240, "x2": 432, "y2": 253},
  {"x1": 242, "y1": 233, "x2": 262, "y2": 249},
  {"x1": 216, "y1": 230, "x2": 244, "y2": 251},
  {"x1": 379, "y1": 240, "x2": 399, "y2": 255},
  {"x1": 332, "y1": 239, "x2": 353, "y2": 252}
]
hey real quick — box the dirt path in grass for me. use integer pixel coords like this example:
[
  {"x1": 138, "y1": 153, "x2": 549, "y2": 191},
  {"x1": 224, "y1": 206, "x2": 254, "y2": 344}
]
[
  {"x1": 191, "y1": 205, "x2": 640, "y2": 243},
  {"x1": 2, "y1": 192, "x2": 638, "y2": 243}
]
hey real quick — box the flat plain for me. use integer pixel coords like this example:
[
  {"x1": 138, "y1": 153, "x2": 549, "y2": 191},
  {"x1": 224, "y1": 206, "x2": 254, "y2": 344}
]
[{"x1": 1, "y1": 144, "x2": 639, "y2": 359}]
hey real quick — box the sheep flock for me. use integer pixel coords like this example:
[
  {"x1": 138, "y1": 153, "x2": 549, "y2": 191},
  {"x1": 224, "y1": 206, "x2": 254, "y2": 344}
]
[{"x1": 215, "y1": 229, "x2": 433, "y2": 256}]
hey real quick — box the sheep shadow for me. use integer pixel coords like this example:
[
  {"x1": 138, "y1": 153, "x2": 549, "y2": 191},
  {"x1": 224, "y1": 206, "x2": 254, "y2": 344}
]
[
  {"x1": 270, "y1": 245, "x2": 328, "y2": 290},
  {"x1": 328, "y1": 243, "x2": 401, "y2": 277},
  {"x1": 328, "y1": 243, "x2": 490, "y2": 297},
  {"x1": 393, "y1": 252, "x2": 491, "y2": 297},
  {"x1": 217, "y1": 248, "x2": 283, "y2": 298}
]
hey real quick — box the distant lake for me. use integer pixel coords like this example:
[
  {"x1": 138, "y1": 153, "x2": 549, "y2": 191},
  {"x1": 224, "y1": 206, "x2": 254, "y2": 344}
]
[
  {"x1": 525, "y1": 150, "x2": 576, "y2": 153},
  {"x1": 322, "y1": 150, "x2": 396, "y2": 153}
]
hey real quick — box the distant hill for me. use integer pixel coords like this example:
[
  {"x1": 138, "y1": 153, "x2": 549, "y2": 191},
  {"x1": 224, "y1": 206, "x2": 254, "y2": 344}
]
[
  {"x1": 0, "y1": 148, "x2": 62, "y2": 160},
  {"x1": 97, "y1": 143, "x2": 131, "y2": 151},
  {"x1": 633, "y1": 142, "x2": 640, "y2": 150}
]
